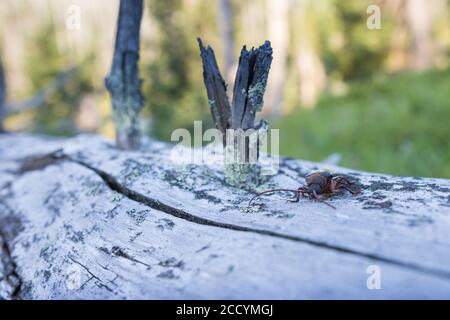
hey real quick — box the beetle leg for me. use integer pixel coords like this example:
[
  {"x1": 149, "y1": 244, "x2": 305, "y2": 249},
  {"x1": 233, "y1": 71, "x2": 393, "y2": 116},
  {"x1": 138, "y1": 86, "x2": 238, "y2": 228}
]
[
  {"x1": 288, "y1": 187, "x2": 307, "y2": 203},
  {"x1": 287, "y1": 190, "x2": 300, "y2": 203},
  {"x1": 311, "y1": 191, "x2": 337, "y2": 209},
  {"x1": 338, "y1": 176, "x2": 354, "y2": 185},
  {"x1": 338, "y1": 184, "x2": 359, "y2": 195}
]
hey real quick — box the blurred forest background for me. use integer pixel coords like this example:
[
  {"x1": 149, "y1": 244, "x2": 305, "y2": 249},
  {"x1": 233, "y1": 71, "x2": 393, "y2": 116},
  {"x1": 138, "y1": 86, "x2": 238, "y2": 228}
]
[{"x1": 0, "y1": 0, "x2": 449, "y2": 178}]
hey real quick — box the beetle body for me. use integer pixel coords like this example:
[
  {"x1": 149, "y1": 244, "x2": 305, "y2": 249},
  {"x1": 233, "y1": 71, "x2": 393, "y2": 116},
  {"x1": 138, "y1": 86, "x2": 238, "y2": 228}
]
[
  {"x1": 248, "y1": 171, "x2": 359, "y2": 209},
  {"x1": 305, "y1": 171, "x2": 334, "y2": 194}
]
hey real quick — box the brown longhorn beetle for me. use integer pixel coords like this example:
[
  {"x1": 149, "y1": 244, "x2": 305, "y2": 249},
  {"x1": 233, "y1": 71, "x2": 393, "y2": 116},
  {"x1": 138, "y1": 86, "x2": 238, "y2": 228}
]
[{"x1": 248, "y1": 171, "x2": 360, "y2": 209}]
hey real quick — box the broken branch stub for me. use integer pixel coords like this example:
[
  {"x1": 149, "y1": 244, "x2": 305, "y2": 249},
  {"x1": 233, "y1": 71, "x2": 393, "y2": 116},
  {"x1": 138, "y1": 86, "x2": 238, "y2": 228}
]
[
  {"x1": 197, "y1": 38, "x2": 231, "y2": 136},
  {"x1": 242, "y1": 41, "x2": 272, "y2": 129},
  {"x1": 105, "y1": 0, "x2": 144, "y2": 150},
  {"x1": 231, "y1": 41, "x2": 272, "y2": 130},
  {"x1": 198, "y1": 39, "x2": 273, "y2": 189}
]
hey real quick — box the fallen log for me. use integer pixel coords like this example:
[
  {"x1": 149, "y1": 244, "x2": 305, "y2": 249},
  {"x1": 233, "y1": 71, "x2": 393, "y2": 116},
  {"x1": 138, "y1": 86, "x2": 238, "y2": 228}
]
[{"x1": 1, "y1": 133, "x2": 450, "y2": 299}]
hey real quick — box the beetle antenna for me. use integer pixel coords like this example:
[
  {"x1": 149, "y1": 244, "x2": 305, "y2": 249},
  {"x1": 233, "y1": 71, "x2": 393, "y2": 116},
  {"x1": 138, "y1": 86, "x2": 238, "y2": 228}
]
[
  {"x1": 248, "y1": 189, "x2": 300, "y2": 206},
  {"x1": 315, "y1": 198, "x2": 336, "y2": 209},
  {"x1": 311, "y1": 190, "x2": 336, "y2": 209}
]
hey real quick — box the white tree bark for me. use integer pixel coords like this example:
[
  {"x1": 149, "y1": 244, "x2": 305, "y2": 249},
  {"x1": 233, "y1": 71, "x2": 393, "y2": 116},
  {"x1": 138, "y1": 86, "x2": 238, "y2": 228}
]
[{"x1": 1, "y1": 133, "x2": 450, "y2": 299}]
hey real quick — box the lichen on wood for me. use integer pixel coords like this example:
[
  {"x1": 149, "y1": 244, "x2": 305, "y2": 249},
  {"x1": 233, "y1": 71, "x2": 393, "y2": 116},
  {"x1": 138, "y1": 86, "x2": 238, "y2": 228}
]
[{"x1": 224, "y1": 121, "x2": 269, "y2": 189}]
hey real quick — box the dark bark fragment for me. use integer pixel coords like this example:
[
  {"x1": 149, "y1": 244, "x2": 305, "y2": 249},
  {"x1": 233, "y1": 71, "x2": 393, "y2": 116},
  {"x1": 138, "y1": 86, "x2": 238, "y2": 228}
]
[
  {"x1": 231, "y1": 47, "x2": 254, "y2": 129},
  {"x1": 197, "y1": 38, "x2": 231, "y2": 136},
  {"x1": 231, "y1": 41, "x2": 272, "y2": 129},
  {"x1": 198, "y1": 39, "x2": 272, "y2": 131},
  {"x1": 241, "y1": 41, "x2": 272, "y2": 128}
]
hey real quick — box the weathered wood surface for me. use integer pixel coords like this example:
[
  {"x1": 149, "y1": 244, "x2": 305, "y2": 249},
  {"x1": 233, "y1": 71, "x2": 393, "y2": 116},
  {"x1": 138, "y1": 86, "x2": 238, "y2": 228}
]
[{"x1": 1, "y1": 133, "x2": 450, "y2": 299}]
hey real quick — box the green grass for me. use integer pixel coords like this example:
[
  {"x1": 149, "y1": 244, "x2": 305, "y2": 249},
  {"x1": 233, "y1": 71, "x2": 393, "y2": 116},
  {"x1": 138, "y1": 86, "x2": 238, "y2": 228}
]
[{"x1": 275, "y1": 69, "x2": 450, "y2": 179}]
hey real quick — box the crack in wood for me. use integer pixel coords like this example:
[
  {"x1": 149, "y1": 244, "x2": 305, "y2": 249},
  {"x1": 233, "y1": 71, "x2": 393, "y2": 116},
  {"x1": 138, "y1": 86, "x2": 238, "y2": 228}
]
[
  {"x1": 98, "y1": 246, "x2": 152, "y2": 268},
  {"x1": 0, "y1": 226, "x2": 22, "y2": 299},
  {"x1": 69, "y1": 257, "x2": 113, "y2": 292}
]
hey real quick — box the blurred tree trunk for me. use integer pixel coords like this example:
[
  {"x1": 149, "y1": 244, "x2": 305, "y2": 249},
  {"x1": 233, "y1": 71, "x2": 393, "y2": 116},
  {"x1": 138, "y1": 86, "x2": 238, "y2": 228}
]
[
  {"x1": 296, "y1": 43, "x2": 326, "y2": 108},
  {"x1": 105, "y1": 0, "x2": 144, "y2": 150},
  {"x1": 0, "y1": 58, "x2": 5, "y2": 132},
  {"x1": 265, "y1": 0, "x2": 289, "y2": 117},
  {"x1": 294, "y1": 1, "x2": 326, "y2": 108},
  {"x1": 384, "y1": 0, "x2": 408, "y2": 72},
  {"x1": 406, "y1": 0, "x2": 434, "y2": 70},
  {"x1": 217, "y1": 0, "x2": 235, "y2": 84},
  {"x1": 146, "y1": 0, "x2": 191, "y2": 140}
]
